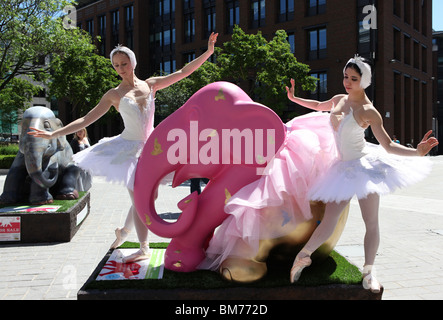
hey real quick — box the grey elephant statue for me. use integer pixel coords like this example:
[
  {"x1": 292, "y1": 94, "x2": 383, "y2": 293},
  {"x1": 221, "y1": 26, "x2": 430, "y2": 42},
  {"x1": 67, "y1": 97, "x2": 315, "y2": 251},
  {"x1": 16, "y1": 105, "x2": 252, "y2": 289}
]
[{"x1": 0, "y1": 107, "x2": 91, "y2": 205}]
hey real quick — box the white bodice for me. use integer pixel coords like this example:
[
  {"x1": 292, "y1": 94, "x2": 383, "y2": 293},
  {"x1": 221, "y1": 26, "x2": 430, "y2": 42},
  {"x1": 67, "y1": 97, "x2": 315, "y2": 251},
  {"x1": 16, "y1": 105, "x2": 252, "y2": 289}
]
[
  {"x1": 332, "y1": 109, "x2": 367, "y2": 161},
  {"x1": 119, "y1": 93, "x2": 155, "y2": 142}
]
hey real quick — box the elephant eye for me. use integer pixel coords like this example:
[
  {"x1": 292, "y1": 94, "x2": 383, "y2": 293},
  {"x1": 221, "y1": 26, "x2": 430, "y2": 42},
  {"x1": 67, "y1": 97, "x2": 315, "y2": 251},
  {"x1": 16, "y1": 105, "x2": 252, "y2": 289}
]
[{"x1": 43, "y1": 121, "x2": 51, "y2": 130}]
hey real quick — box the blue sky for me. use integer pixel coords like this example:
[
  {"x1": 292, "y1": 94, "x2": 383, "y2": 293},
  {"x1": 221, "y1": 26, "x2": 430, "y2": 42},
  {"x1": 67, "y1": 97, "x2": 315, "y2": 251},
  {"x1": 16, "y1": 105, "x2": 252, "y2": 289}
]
[{"x1": 433, "y1": 0, "x2": 443, "y2": 31}]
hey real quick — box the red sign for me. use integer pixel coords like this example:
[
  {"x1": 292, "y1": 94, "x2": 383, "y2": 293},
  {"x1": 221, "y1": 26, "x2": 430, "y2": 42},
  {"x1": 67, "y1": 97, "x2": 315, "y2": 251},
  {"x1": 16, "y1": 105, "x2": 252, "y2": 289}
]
[{"x1": 0, "y1": 217, "x2": 21, "y2": 241}]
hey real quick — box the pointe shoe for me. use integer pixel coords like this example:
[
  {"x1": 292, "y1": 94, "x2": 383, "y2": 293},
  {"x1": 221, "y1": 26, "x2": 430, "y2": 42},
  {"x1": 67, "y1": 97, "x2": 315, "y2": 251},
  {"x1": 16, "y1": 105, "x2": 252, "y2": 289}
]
[
  {"x1": 290, "y1": 249, "x2": 312, "y2": 283},
  {"x1": 362, "y1": 265, "x2": 381, "y2": 293},
  {"x1": 122, "y1": 243, "x2": 151, "y2": 263},
  {"x1": 110, "y1": 227, "x2": 130, "y2": 249}
]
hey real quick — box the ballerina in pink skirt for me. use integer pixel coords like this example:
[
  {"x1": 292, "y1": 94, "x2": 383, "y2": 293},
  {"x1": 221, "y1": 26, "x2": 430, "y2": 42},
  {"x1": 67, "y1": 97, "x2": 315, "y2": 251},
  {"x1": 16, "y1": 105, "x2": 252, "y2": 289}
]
[{"x1": 201, "y1": 56, "x2": 438, "y2": 294}]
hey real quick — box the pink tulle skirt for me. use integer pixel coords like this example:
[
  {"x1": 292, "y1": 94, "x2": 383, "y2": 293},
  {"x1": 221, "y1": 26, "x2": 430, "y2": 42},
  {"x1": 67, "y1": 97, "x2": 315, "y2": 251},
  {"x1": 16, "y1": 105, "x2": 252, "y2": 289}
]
[{"x1": 199, "y1": 112, "x2": 337, "y2": 270}]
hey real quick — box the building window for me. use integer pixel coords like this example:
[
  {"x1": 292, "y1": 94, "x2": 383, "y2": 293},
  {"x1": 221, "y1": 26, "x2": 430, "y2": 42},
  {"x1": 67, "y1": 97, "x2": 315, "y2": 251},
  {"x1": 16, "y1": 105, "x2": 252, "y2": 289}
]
[
  {"x1": 184, "y1": 13, "x2": 195, "y2": 43},
  {"x1": 204, "y1": 0, "x2": 216, "y2": 39},
  {"x1": 125, "y1": 5, "x2": 134, "y2": 49},
  {"x1": 184, "y1": 0, "x2": 195, "y2": 43},
  {"x1": 307, "y1": 0, "x2": 326, "y2": 16},
  {"x1": 288, "y1": 32, "x2": 295, "y2": 53},
  {"x1": 278, "y1": 0, "x2": 294, "y2": 22},
  {"x1": 421, "y1": 45, "x2": 427, "y2": 73},
  {"x1": 163, "y1": 0, "x2": 175, "y2": 16},
  {"x1": 226, "y1": 0, "x2": 240, "y2": 34},
  {"x1": 310, "y1": 72, "x2": 327, "y2": 100},
  {"x1": 155, "y1": 0, "x2": 176, "y2": 17},
  {"x1": 161, "y1": 57, "x2": 176, "y2": 74},
  {"x1": 394, "y1": 28, "x2": 401, "y2": 61},
  {"x1": 394, "y1": 71, "x2": 402, "y2": 140},
  {"x1": 421, "y1": 81, "x2": 428, "y2": 135},
  {"x1": 413, "y1": 0, "x2": 420, "y2": 31},
  {"x1": 358, "y1": 19, "x2": 370, "y2": 53},
  {"x1": 394, "y1": 0, "x2": 402, "y2": 17},
  {"x1": 98, "y1": 15, "x2": 106, "y2": 56},
  {"x1": 184, "y1": 52, "x2": 196, "y2": 63},
  {"x1": 404, "y1": 0, "x2": 411, "y2": 25},
  {"x1": 111, "y1": 10, "x2": 119, "y2": 48},
  {"x1": 251, "y1": 0, "x2": 265, "y2": 29},
  {"x1": 183, "y1": 0, "x2": 194, "y2": 9},
  {"x1": 154, "y1": 57, "x2": 176, "y2": 75},
  {"x1": 404, "y1": 75, "x2": 412, "y2": 143},
  {"x1": 86, "y1": 19, "x2": 94, "y2": 37},
  {"x1": 164, "y1": 27, "x2": 171, "y2": 46},
  {"x1": 308, "y1": 27, "x2": 327, "y2": 60},
  {"x1": 151, "y1": 26, "x2": 175, "y2": 50},
  {"x1": 413, "y1": 40, "x2": 420, "y2": 69},
  {"x1": 422, "y1": 0, "x2": 428, "y2": 37},
  {"x1": 404, "y1": 34, "x2": 411, "y2": 65}
]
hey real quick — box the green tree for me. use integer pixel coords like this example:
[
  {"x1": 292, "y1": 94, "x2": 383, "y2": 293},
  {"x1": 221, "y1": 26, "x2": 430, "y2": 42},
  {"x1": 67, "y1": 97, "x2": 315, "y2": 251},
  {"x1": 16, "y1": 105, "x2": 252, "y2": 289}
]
[
  {"x1": 48, "y1": 32, "x2": 120, "y2": 118},
  {"x1": 0, "y1": 0, "x2": 73, "y2": 93},
  {"x1": 0, "y1": 77, "x2": 39, "y2": 136},
  {"x1": 155, "y1": 61, "x2": 221, "y2": 122},
  {"x1": 217, "y1": 26, "x2": 317, "y2": 116}
]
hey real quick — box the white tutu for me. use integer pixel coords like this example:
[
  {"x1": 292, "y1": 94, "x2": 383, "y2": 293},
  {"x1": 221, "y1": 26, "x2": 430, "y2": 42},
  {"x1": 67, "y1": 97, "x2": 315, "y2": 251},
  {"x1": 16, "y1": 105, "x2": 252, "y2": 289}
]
[
  {"x1": 309, "y1": 142, "x2": 433, "y2": 202},
  {"x1": 73, "y1": 135, "x2": 144, "y2": 190},
  {"x1": 72, "y1": 91, "x2": 157, "y2": 191}
]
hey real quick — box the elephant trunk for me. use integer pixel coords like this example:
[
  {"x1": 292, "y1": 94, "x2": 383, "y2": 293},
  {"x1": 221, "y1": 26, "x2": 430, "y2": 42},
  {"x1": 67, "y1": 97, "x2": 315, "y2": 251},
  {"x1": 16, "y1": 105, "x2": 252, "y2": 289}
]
[
  {"x1": 25, "y1": 139, "x2": 59, "y2": 189},
  {"x1": 134, "y1": 165, "x2": 200, "y2": 239}
]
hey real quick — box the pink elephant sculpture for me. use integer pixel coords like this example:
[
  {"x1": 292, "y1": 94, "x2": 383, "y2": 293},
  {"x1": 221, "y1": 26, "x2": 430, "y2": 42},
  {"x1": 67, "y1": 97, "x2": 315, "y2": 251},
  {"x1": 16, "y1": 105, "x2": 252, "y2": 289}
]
[{"x1": 133, "y1": 82, "x2": 286, "y2": 272}]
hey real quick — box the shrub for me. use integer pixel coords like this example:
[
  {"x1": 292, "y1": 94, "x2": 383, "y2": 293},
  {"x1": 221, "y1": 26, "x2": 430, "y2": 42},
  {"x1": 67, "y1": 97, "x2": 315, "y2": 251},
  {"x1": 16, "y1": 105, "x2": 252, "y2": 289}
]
[
  {"x1": 0, "y1": 144, "x2": 19, "y2": 155},
  {"x1": 0, "y1": 155, "x2": 16, "y2": 169}
]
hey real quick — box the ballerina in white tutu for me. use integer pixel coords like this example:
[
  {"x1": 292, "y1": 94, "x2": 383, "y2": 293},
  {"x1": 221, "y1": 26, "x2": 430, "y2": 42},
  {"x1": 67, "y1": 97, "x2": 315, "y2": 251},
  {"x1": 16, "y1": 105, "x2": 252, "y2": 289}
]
[
  {"x1": 286, "y1": 55, "x2": 438, "y2": 292},
  {"x1": 29, "y1": 33, "x2": 218, "y2": 263}
]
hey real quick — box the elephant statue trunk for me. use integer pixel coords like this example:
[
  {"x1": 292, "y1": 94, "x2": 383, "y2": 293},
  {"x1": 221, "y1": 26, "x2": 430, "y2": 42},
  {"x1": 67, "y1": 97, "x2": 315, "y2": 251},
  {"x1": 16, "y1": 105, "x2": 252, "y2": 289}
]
[{"x1": 24, "y1": 136, "x2": 59, "y2": 189}]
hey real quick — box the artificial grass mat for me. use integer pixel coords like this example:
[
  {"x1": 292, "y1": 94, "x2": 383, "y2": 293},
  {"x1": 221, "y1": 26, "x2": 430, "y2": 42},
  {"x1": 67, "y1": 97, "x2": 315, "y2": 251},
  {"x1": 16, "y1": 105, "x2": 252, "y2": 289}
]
[
  {"x1": 0, "y1": 191, "x2": 87, "y2": 213},
  {"x1": 84, "y1": 241, "x2": 362, "y2": 291}
]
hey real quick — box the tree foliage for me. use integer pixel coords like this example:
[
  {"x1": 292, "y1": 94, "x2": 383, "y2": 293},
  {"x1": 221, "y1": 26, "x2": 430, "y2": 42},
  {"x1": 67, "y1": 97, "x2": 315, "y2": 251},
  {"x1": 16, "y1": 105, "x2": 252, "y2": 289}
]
[
  {"x1": 155, "y1": 61, "x2": 221, "y2": 121},
  {"x1": 0, "y1": 0, "x2": 72, "y2": 92},
  {"x1": 48, "y1": 33, "x2": 120, "y2": 118},
  {"x1": 156, "y1": 26, "x2": 316, "y2": 119},
  {"x1": 0, "y1": 0, "x2": 120, "y2": 124},
  {"x1": 0, "y1": 77, "x2": 39, "y2": 135},
  {"x1": 216, "y1": 26, "x2": 317, "y2": 116}
]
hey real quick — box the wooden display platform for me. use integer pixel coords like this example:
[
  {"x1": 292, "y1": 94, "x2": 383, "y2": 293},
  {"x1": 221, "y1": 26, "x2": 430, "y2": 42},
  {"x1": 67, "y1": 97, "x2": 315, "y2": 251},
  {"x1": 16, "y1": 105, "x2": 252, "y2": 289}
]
[{"x1": 0, "y1": 192, "x2": 90, "y2": 244}]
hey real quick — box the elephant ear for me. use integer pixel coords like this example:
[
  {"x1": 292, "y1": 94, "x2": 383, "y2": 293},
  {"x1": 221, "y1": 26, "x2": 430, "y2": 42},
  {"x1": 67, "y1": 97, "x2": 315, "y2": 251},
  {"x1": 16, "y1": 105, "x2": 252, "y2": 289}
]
[{"x1": 53, "y1": 118, "x2": 67, "y2": 151}]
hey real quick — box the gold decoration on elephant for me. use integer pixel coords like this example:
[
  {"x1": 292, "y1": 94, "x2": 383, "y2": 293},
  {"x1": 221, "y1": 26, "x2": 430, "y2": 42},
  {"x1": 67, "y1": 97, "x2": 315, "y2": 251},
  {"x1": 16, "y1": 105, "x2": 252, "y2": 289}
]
[
  {"x1": 145, "y1": 215, "x2": 152, "y2": 226},
  {"x1": 215, "y1": 89, "x2": 226, "y2": 102},
  {"x1": 268, "y1": 135, "x2": 275, "y2": 145},
  {"x1": 224, "y1": 188, "x2": 232, "y2": 205},
  {"x1": 208, "y1": 129, "x2": 218, "y2": 138},
  {"x1": 184, "y1": 199, "x2": 193, "y2": 204},
  {"x1": 219, "y1": 201, "x2": 350, "y2": 283},
  {"x1": 151, "y1": 138, "x2": 163, "y2": 156},
  {"x1": 256, "y1": 154, "x2": 266, "y2": 165},
  {"x1": 173, "y1": 261, "x2": 182, "y2": 268}
]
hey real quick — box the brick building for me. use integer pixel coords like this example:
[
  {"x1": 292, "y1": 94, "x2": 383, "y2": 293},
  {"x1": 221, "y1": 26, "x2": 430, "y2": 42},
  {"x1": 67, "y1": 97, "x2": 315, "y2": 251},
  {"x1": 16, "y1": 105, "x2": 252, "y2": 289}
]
[
  {"x1": 433, "y1": 31, "x2": 443, "y2": 154},
  {"x1": 74, "y1": 0, "x2": 434, "y2": 146}
]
